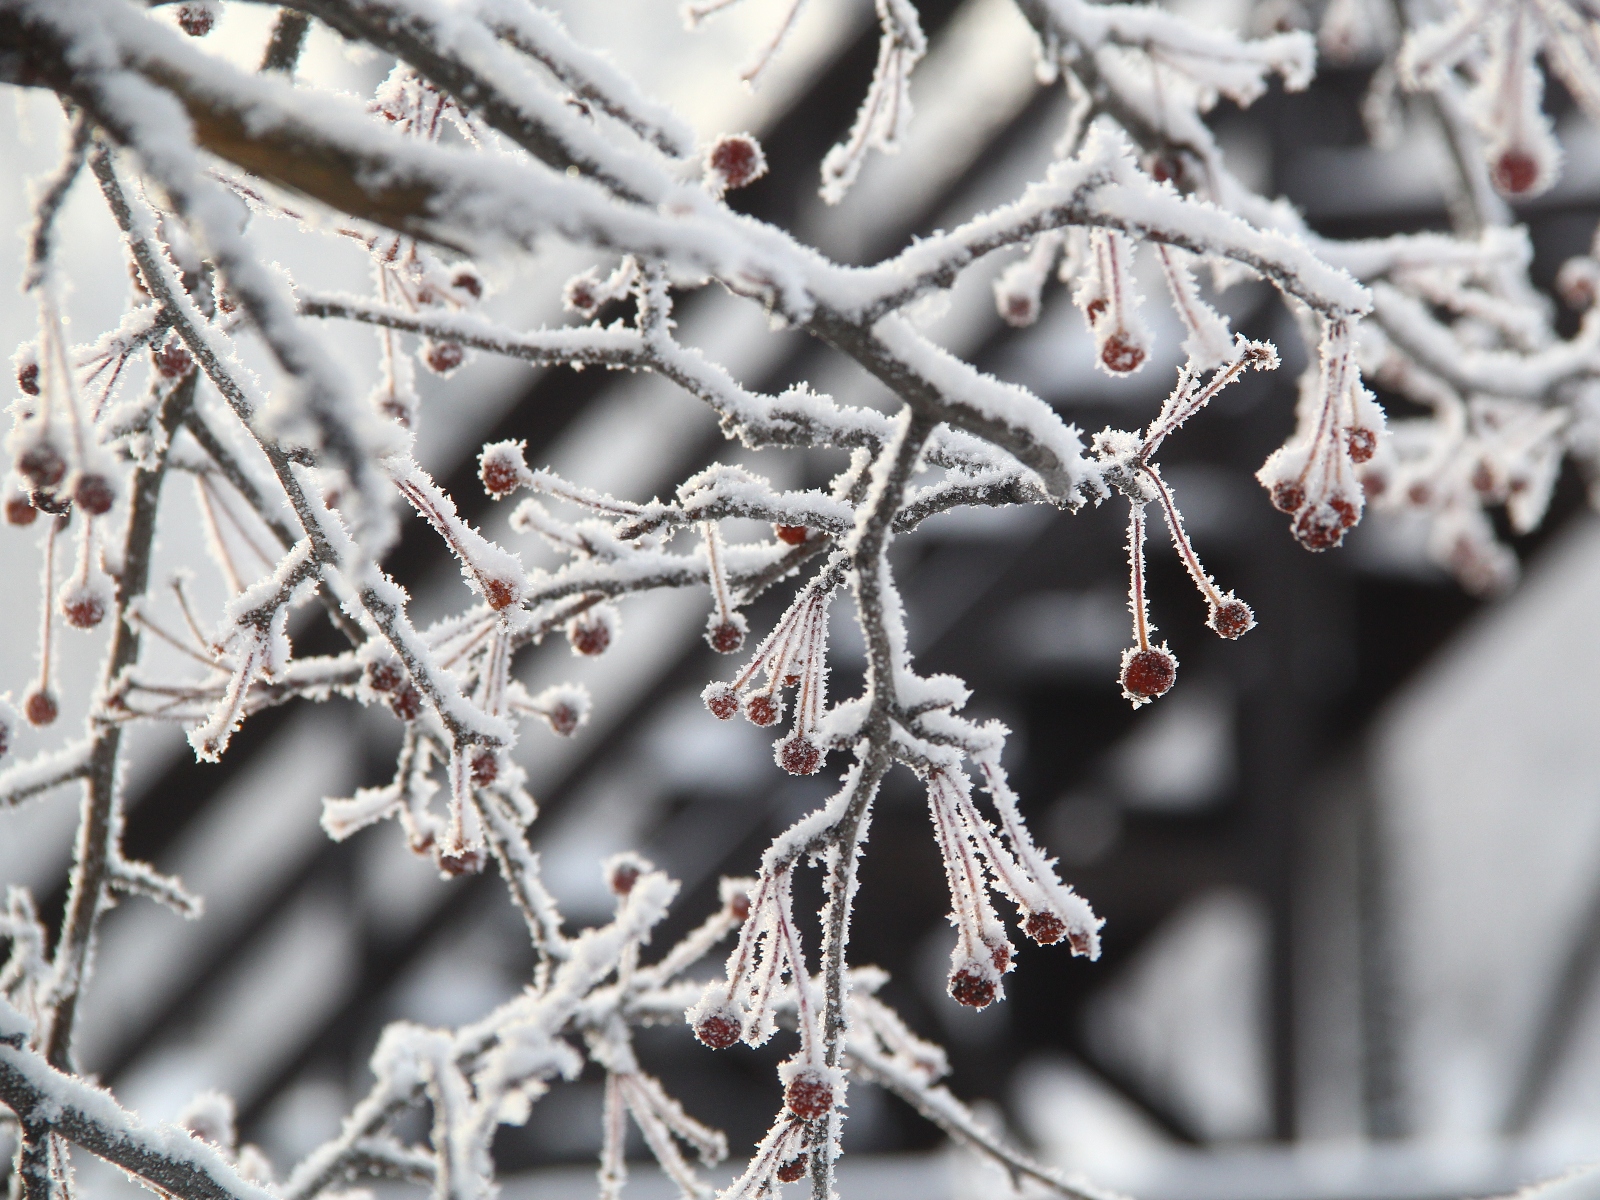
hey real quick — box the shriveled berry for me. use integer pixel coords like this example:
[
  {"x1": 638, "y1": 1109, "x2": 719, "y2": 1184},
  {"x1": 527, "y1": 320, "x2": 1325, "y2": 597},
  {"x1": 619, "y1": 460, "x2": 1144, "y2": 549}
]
[
  {"x1": 1100, "y1": 333, "x2": 1146, "y2": 374},
  {"x1": 24, "y1": 689, "x2": 57, "y2": 727},
  {"x1": 469, "y1": 749, "x2": 498, "y2": 787},
  {"x1": 1493, "y1": 148, "x2": 1540, "y2": 196},
  {"x1": 390, "y1": 682, "x2": 423, "y2": 721},
  {"x1": 609, "y1": 862, "x2": 640, "y2": 895},
  {"x1": 73, "y1": 474, "x2": 114, "y2": 516},
  {"x1": 176, "y1": 3, "x2": 214, "y2": 35},
  {"x1": 706, "y1": 619, "x2": 745, "y2": 654},
  {"x1": 704, "y1": 682, "x2": 739, "y2": 720},
  {"x1": 1209, "y1": 598, "x2": 1254, "y2": 640},
  {"x1": 776, "y1": 1158, "x2": 806, "y2": 1184},
  {"x1": 1270, "y1": 481, "x2": 1305, "y2": 514},
  {"x1": 948, "y1": 967, "x2": 997, "y2": 1009},
  {"x1": 424, "y1": 341, "x2": 465, "y2": 374},
  {"x1": 744, "y1": 692, "x2": 779, "y2": 727},
  {"x1": 5, "y1": 496, "x2": 37, "y2": 526},
  {"x1": 568, "y1": 612, "x2": 612, "y2": 656},
  {"x1": 695, "y1": 1009, "x2": 742, "y2": 1049},
  {"x1": 1084, "y1": 297, "x2": 1108, "y2": 324},
  {"x1": 707, "y1": 133, "x2": 768, "y2": 191},
  {"x1": 16, "y1": 360, "x2": 38, "y2": 396},
  {"x1": 1025, "y1": 911, "x2": 1065, "y2": 945},
  {"x1": 482, "y1": 577, "x2": 517, "y2": 611},
  {"x1": 18, "y1": 443, "x2": 66, "y2": 489},
  {"x1": 778, "y1": 736, "x2": 822, "y2": 776},
  {"x1": 1121, "y1": 647, "x2": 1177, "y2": 701},
  {"x1": 784, "y1": 1070, "x2": 833, "y2": 1119},
  {"x1": 775, "y1": 525, "x2": 808, "y2": 545},
  {"x1": 367, "y1": 660, "x2": 403, "y2": 693},
  {"x1": 1346, "y1": 427, "x2": 1377, "y2": 464},
  {"x1": 29, "y1": 490, "x2": 70, "y2": 516},
  {"x1": 437, "y1": 845, "x2": 485, "y2": 876}
]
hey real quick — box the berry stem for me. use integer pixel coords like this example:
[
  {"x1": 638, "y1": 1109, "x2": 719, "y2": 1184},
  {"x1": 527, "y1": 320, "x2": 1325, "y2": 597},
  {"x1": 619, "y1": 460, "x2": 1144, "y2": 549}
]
[{"x1": 1126, "y1": 500, "x2": 1152, "y2": 652}]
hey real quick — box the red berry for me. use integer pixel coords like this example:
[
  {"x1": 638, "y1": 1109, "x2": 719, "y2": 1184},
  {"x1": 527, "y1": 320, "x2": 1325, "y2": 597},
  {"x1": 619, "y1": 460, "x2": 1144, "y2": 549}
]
[
  {"x1": 1346, "y1": 427, "x2": 1377, "y2": 464},
  {"x1": 707, "y1": 134, "x2": 767, "y2": 191},
  {"x1": 545, "y1": 702, "x2": 581, "y2": 737},
  {"x1": 1147, "y1": 153, "x2": 1183, "y2": 185},
  {"x1": 155, "y1": 340, "x2": 192, "y2": 379},
  {"x1": 1100, "y1": 332, "x2": 1145, "y2": 374},
  {"x1": 609, "y1": 862, "x2": 640, "y2": 895},
  {"x1": 695, "y1": 1009, "x2": 742, "y2": 1049},
  {"x1": 424, "y1": 342, "x2": 465, "y2": 374},
  {"x1": 744, "y1": 693, "x2": 779, "y2": 727},
  {"x1": 482, "y1": 577, "x2": 517, "y2": 611},
  {"x1": 16, "y1": 361, "x2": 38, "y2": 396},
  {"x1": 704, "y1": 683, "x2": 739, "y2": 720},
  {"x1": 1067, "y1": 928, "x2": 1094, "y2": 956},
  {"x1": 778, "y1": 736, "x2": 822, "y2": 776},
  {"x1": 479, "y1": 443, "x2": 526, "y2": 498},
  {"x1": 1407, "y1": 481, "x2": 1433, "y2": 506},
  {"x1": 784, "y1": 1070, "x2": 833, "y2": 1119},
  {"x1": 948, "y1": 967, "x2": 997, "y2": 1009},
  {"x1": 73, "y1": 474, "x2": 114, "y2": 516},
  {"x1": 1025, "y1": 911, "x2": 1065, "y2": 945},
  {"x1": 18, "y1": 443, "x2": 66, "y2": 489},
  {"x1": 24, "y1": 689, "x2": 57, "y2": 727},
  {"x1": 568, "y1": 612, "x2": 611, "y2": 656},
  {"x1": 176, "y1": 3, "x2": 214, "y2": 35},
  {"x1": 469, "y1": 748, "x2": 498, "y2": 787},
  {"x1": 1270, "y1": 481, "x2": 1305, "y2": 514},
  {"x1": 61, "y1": 588, "x2": 107, "y2": 630},
  {"x1": 729, "y1": 890, "x2": 751, "y2": 921},
  {"x1": 775, "y1": 525, "x2": 808, "y2": 545},
  {"x1": 1121, "y1": 647, "x2": 1177, "y2": 700},
  {"x1": 452, "y1": 270, "x2": 483, "y2": 299},
  {"x1": 390, "y1": 682, "x2": 423, "y2": 721},
  {"x1": 367, "y1": 660, "x2": 403, "y2": 693},
  {"x1": 437, "y1": 845, "x2": 485, "y2": 876},
  {"x1": 706, "y1": 619, "x2": 745, "y2": 654},
  {"x1": 1361, "y1": 470, "x2": 1388, "y2": 499},
  {"x1": 1493, "y1": 148, "x2": 1540, "y2": 196},
  {"x1": 776, "y1": 1159, "x2": 806, "y2": 1184},
  {"x1": 990, "y1": 940, "x2": 1012, "y2": 972},
  {"x1": 1293, "y1": 504, "x2": 1347, "y2": 551},
  {"x1": 5, "y1": 496, "x2": 36, "y2": 526},
  {"x1": 1209, "y1": 599, "x2": 1254, "y2": 640}
]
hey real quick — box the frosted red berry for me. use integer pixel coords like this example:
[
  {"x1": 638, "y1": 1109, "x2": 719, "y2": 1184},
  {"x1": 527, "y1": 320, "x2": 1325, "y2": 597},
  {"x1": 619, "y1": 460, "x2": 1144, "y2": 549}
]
[
  {"x1": 5, "y1": 496, "x2": 36, "y2": 526},
  {"x1": 1347, "y1": 427, "x2": 1377, "y2": 464},
  {"x1": 24, "y1": 689, "x2": 57, "y2": 727},
  {"x1": 1121, "y1": 647, "x2": 1177, "y2": 700},
  {"x1": 1100, "y1": 333, "x2": 1145, "y2": 374},
  {"x1": 469, "y1": 749, "x2": 498, "y2": 787},
  {"x1": 62, "y1": 589, "x2": 107, "y2": 630},
  {"x1": 609, "y1": 862, "x2": 640, "y2": 895},
  {"x1": 776, "y1": 1159, "x2": 806, "y2": 1183},
  {"x1": 437, "y1": 846, "x2": 485, "y2": 876},
  {"x1": 778, "y1": 736, "x2": 822, "y2": 776},
  {"x1": 704, "y1": 683, "x2": 739, "y2": 720},
  {"x1": 1493, "y1": 148, "x2": 1540, "y2": 196},
  {"x1": 1293, "y1": 504, "x2": 1346, "y2": 551},
  {"x1": 707, "y1": 620, "x2": 745, "y2": 654},
  {"x1": 695, "y1": 1009, "x2": 741, "y2": 1049},
  {"x1": 546, "y1": 702, "x2": 581, "y2": 736},
  {"x1": 367, "y1": 660, "x2": 403, "y2": 693},
  {"x1": 1000, "y1": 292, "x2": 1037, "y2": 327},
  {"x1": 74, "y1": 474, "x2": 114, "y2": 516},
  {"x1": 729, "y1": 890, "x2": 751, "y2": 921},
  {"x1": 948, "y1": 967, "x2": 997, "y2": 1009},
  {"x1": 1025, "y1": 911, "x2": 1065, "y2": 945},
  {"x1": 155, "y1": 341, "x2": 193, "y2": 379},
  {"x1": 17, "y1": 361, "x2": 38, "y2": 396},
  {"x1": 990, "y1": 940, "x2": 1012, "y2": 972},
  {"x1": 479, "y1": 444, "x2": 526, "y2": 497},
  {"x1": 18, "y1": 443, "x2": 66, "y2": 489},
  {"x1": 1067, "y1": 928, "x2": 1094, "y2": 955},
  {"x1": 452, "y1": 270, "x2": 483, "y2": 299},
  {"x1": 707, "y1": 134, "x2": 767, "y2": 191},
  {"x1": 568, "y1": 613, "x2": 611, "y2": 656},
  {"x1": 483, "y1": 577, "x2": 517, "y2": 611},
  {"x1": 390, "y1": 683, "x2": 423, "y2": 721},
  {"x1": 775, "y1": 525, "x2": 808, "y2": 545},
  {"x1": 1209, "y1": 599, "x2": 1254, "y2": 640},
  {"x1": 424, "y1": 342, "x2": 465, "y2": 374},
  {"x1": 744, "y1": 693, "x2": 779, "y2": 727},
  {"x1": 176, "y1": 3, "x2": 214, "y2": 35},
  {"x1": 1270, "y1": 481, "x2": 1305, "y2": 514},
  {"x1": 784, "y1": 1070, "x2": 833, "y2": 1119}
]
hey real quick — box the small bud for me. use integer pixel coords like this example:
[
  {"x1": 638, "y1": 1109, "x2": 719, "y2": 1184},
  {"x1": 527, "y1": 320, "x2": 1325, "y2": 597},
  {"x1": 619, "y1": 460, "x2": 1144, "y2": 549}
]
[
  {"x1": 694, "y1": 1008, "x2": 742, "y2": 1049},
  {"x1": 1208, "y1": 598, "x2": 1255, "y2": 640},
  {"x1": 1025, "y1": 911, "x2": 1066, "y2": 945},
  {"x1": 5, "y1": 496, "x2": 37, "y2": 526},
  {"x1": 18, "y1": 442, "x2": 66, "y2": 490},
  {"x1": 777, "y1": 735, "x2": 822, "y2": 776},
  {"x1": 176, "y1": 2, "x2": 215, "y2": 35},
  {"x1": 703, "y1": 681, "x2": 739, "y2": 720},
  {"x1": 776, "y1": 1159, "x2": 806, "y2": 1184},
  {"x1": 73, "y1": 474, "x2": 114, "y2": 516},
  {"x1": 469, "y1": 748, "x2": 498, "y2": 787},
  {"x1": 784, "y1": 1070, "x2": 833, "y2": 1119},
  {"x1": 706, "y1": 133, "x2": 768, "y2": 193},
  {"x1": 423, "y1": 341, "x2": 466, "y2": 375},
  {"x1": 1120, "y1": 646, "x2": 1177, "y2": 702},
  {"x1": 389, "y1": 682, "x2": 423, "y2": 721},
  {"x1": 775, "y1": 525, "x2": 808, "y2": 545},
  {"x1": 744, "y1": 692, "x2": 780, "y2": 727},
  {"x1": 948, "y1": 967, "x2": 997, "y2": 1009},
  {"x1": 478, "y1": 441, "x2": 528, "y2": 498},
  {"x1": 24, "y1": 689, "x2": 57, "y2": 727}
]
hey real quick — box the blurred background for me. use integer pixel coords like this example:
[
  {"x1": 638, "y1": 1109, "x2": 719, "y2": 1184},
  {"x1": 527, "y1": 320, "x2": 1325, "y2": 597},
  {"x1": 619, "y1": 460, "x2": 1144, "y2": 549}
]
[{"x1": 5, "y1": 0, "x2": 1600, "y2": 1197}]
